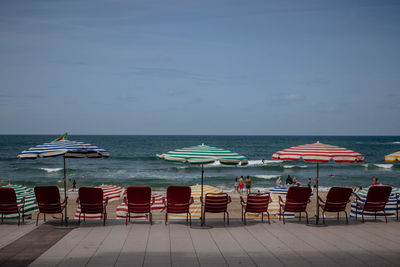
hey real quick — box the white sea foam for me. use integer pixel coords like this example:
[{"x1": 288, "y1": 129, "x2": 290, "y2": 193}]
[
  {"x1": 283, "y1": 165, "x2": 308, "y2": 169},
  {"x1": 374, "y1": 164, "x2": 393, "y2": 169},
  {"x1": 362, "y1": 164, "x2": 369, "y2": 168},
  {"x1": 40, "y1": 168, "x2": 63, "y2": 173},
  {"x1": 392, "y1": 141, "x2": 400, "y2": 144},
  {"x1": 254, "y1": 174, "x2": 281, "y2": 179}
]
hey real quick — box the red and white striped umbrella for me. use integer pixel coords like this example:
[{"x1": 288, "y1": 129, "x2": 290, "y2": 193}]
[
  {"x1": 272, "y1": 142, "x2": 364, "y2": 163},
  {"x1": 271, "y1": 142, "x2": 364, "y2": 224},
  {"x1": 74, "y1": 185, "x2": 124, "y2": 220}
]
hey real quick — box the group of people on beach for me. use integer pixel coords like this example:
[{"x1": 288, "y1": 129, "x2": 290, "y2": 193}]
[{"x1": 234, "y1": 176, "x2": 251, "y2": 194}]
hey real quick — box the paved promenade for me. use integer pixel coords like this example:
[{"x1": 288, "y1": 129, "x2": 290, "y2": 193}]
[{"x1": 1, "y1": 218, "x2": 400, "y2": 267}]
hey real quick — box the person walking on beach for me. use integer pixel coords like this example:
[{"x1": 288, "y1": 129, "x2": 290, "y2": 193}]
[
  {"x1": 238, "y1": 176, "x2": 244, "y2": 194},
  {"x1": 307, "y1": 178, "x2": 311, "y2": 189},
  {"x1": 372, "y1": 176, "x2": 379, "y2": 186},
  {"x1": 245, "y1": 176, "x2": 252, "y2": 194},
  {"x1": 234, "y1": 177, "x2": 239, "y2": 194},
  {"x1": 286, "y1": 175, "x2": 293, "y2": 185},
  {"x1": 72, "y1": 180, "x2": 77, "y2": 191}
]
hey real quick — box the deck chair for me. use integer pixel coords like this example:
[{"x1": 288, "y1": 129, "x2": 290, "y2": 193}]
[
  {"x1": 318, "y1": 187, "x2": 352, "y2": 224},
  {"x1": 164, "y1": 186, "x2": 193, "y2": 225},
  {"x1": 77, "y1": 187, "x2": 108, "y2": 225},
  {"x1": 354, "y1": 186, "x2": 392, "y2": 223},
  {"x1": 34, "y1": 186, "x2": 67, "y2": 226},
  {"x1": 279, "y1": 187, "x2": 312, "y2": 224},
  {"x1": 0, "y1": 188, "x2": 25, "y2": 225},
  {"x1": 203, "y1": 193, "x2": 231, "y2": 225},
  {"x1": 241, "y1": 192, "x2": 272, "y2": 224},
  {"x1": 124, "y1": 186, "x2": 154, "y2": 225}
]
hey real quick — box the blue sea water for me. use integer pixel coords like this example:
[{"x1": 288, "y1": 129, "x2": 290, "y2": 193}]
[{"x1": 1, "y1": 135, "x2": 399, "y2": 192}]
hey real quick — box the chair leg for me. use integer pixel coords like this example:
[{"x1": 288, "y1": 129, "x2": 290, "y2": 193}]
[
  {"x1": 299, "y1": 212, "x2": 301, "y2": 222},
  {"x1": 189, "y1": 212, "x2": 192, "y2": 226},
  {"x1": 361, "y1": 211, "x2": 365, "y2": 223},
  {"x1": 44, "y1": 213, "x2": 46, "y2": 223},
  {"x1": 267, "y1": 211, "x2": 270, "y2": 224},
  {"x1": 36, "y1": 212, "x2": 40, "y2": 226},
  {"x1": 61, "y1": 213, "x2": 63, "y2": 225},
  {"x1": 344, "y1": 211, "x2": 348, "y2": 224},
  {"x1": 104, "y1": 212, "x2": 107, "y2": 226},
  {"x1": 384, "y1": 210, "x2": 387, "y2": 223},
  {"x1": 322, "y1": 211, "x2": 325, "y2": 224},
  {"x1": 223, "y1": 212, "x2": 225, "y2": 223},
  {"x1": 375, "y1": 212, "x2": 377, "y2": 222},
  {"x1": 165, "y1": 213, "x2": 168, "y2": 225},
  {"x1": 186, "y1": 213, "x2": 188, "y2": 225},
  {"x1": 244, "y1": 212, "x2": 247, "y2": 225},
  {"x1": 150, "y1": 212, "x2": 152, "y2": 225},
  {"x1": 305, "y1": 211, "x2": 309, "y2": 224},
  {"x1": 282, "y1": 211, "x2": 285, "y2": 224},
  {"x1": 261, "y1": 212, "x2": 264, "y2": 222},
  {"x1": 1, "y1": 214, "x2": 3, "y2": 224},
  {"x1": 17, "y1": 213, "x2": 20, "y2": 226},
  {"x1": 78, "y1": 213, "x2": 81, "y2": 225},
  {"x1": 126, "y1": 212, "x2": 129, "y2": 226},
  {"x1": 279, "y1": 207, "x2": 281, "y2": 221},
  {"x1": 337, "y1": 212, "x2": 339, "y2": 222},
  {"x1": 84, "y1": 214, "x2": 86, "y2": 222},
  {"x1": 226, "y1": 212, "x2": 229, "y2": 225}
]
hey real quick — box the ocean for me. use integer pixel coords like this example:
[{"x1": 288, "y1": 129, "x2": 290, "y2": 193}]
[{"x1": 1, "y1": 135, "x2": 399, "y2": 192}]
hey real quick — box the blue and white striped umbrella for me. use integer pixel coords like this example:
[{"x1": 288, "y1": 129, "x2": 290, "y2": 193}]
[{"x1": 18, "y1": 140, "x2": 110, "y2": 159}]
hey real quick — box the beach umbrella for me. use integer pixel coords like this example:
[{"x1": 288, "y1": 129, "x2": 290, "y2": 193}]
[
  {"x1": 0, "y1": 185, "x2": 38, "y2": 219},
  {"x1": 17, "y1": 133, "x2": 110, "y2": 225},
  {"x1": 385, "y1": 151, "x2": 400, "y2": 162},
  {"x1": 157, "y1": 144, "x2": 248, "y2": 225},
  {"x1": 271, "y1": 141, "x2": 364, "y2": 224}
]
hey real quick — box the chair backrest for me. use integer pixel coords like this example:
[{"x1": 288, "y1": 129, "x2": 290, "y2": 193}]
[
  {"x1": 34, "y1": 186, "x2": 62, "y2": 213},
  {"x1": 204, "y1": 193, "x2": 229, "y2": 213},
  {"x1": 324, "y1": 187, "x2": 353, "y2": 212},
  {"x1": 166, "y1": 186, "x2": 191, "y2": 213},
  {"x1": 0, "y1": 188, "x2": 18, "y2": 213},
  {"x1": 127, "y1": 186, "x2": 152, "y2": 213},
  {"x1": 364, "y1": 186, "x2": 392, "y2": 212},
  {"x1": 245, "y1": 193, "x2": 270, "y2": 213},
  {"x1": 79, "y1": 187, "x2": 104, "y2": 214},
  {"x1": 284, "y1": 187, "x2": 312, "y2": 212}
]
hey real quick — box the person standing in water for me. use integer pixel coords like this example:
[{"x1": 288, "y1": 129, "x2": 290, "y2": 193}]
[
  {"x1": 245, "y1": 176, "x2": 252, "y2": 194},
  {"x1": 238, "y1": 176, "x2": 244, "y2": 194},
  {"x1": 234, "y1": 177, "x2": 239, "y2": 193},
  {"x1": 276, "y1": 176, "x2": 282, "y2": 186}
]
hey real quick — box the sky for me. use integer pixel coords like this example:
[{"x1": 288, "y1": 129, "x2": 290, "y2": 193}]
[{"x1": 0, "y1": 0, "x2": 399, "y2": 135}]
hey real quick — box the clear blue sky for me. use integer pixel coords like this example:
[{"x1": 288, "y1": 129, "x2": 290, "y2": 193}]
[{"x1": 0, "y1": 0, "x2": 399, "y2": 135}]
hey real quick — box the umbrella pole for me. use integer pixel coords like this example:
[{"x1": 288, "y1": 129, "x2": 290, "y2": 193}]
[
  {"x1": 63, "y1": 156, "x2": 68, "y2": 226},
  {"x1": 201, "y1": 164, "x2": 204, "y2": 226},
  {"x1": 316, "y1": 162, "x2": 319, "y2": 224}
]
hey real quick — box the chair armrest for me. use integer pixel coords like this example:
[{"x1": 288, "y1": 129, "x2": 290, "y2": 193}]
[
  {"x1": 318, "y1": 196, "x2": 325, "y2": 204},
  {"x1": 76, "y1": 197, "x2": 80, "y2": 204},
  {"x1": 228, "y1": 196, "x2": 232, "y2": 204},
  {"x1": 123, "y1": 196, "x2": 127, "y2": 204},
  {"x1": 396, "y1": 193, "x2": 400, "y2": 202},
  {"x1": 61, "y1": 196, "x2": 68, "y2": 205},
  {"x1": 19, "y1": 197, "x2": 25, "y2": 205},
  {"x1": 189, "y1": 197, "x2": 194, "y2": 205},
  {"x1": 151, "y1": 196, "x2": 155, "y2": 205},
  {"x1": 162, "y1": 197, "x2": 167, "y2": 206},
  {"x1": 278, "y1": 195, "x2": 284, "y2": 204},
  {"x1": 104, "y1": 197, "x2": 109, "y2": 207}
]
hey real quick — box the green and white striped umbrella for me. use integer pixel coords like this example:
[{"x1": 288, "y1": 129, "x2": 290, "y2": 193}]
[
  {"x1": 1, "y1": 184, "x2": 38, "y2": 219},
  {"x1": 157, "y1": 144, "x2": 248, "y2": 165},
  {"x1": 157, "y1": 144, "x2": 247, "y2": 226}
]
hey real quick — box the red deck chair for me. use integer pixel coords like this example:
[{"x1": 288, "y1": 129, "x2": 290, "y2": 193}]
[
  {"x1": 164, "y1": 186, "x2": 193, "y2": 225},
  {"x1": 203, "y1": 193, "x2": 231, "y2": 225},
  {"x1": 355, "y1": 186, "x2": 392, "y2": 223},
  {"x1": 124, "y1": 186, "x2": 154, "y2": 225},
  {"x1": 240, "y1": 193, "x2": 272, "y2": 224},
  {"x1": 34, "y1": 186, "x2": 67, "y2": 226},
  {"x1": 318, "y1": 187, "x2": 353, "y2": 224},
  {"x1": 0, "y1": 188, "x2": 25, "y2": 225},
  {"x1": 77, "y1": 187, "x2": 108, "y2": 225},
  {"x1": 279, "y1": 187, "x2": 311, "y2": 224}
]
